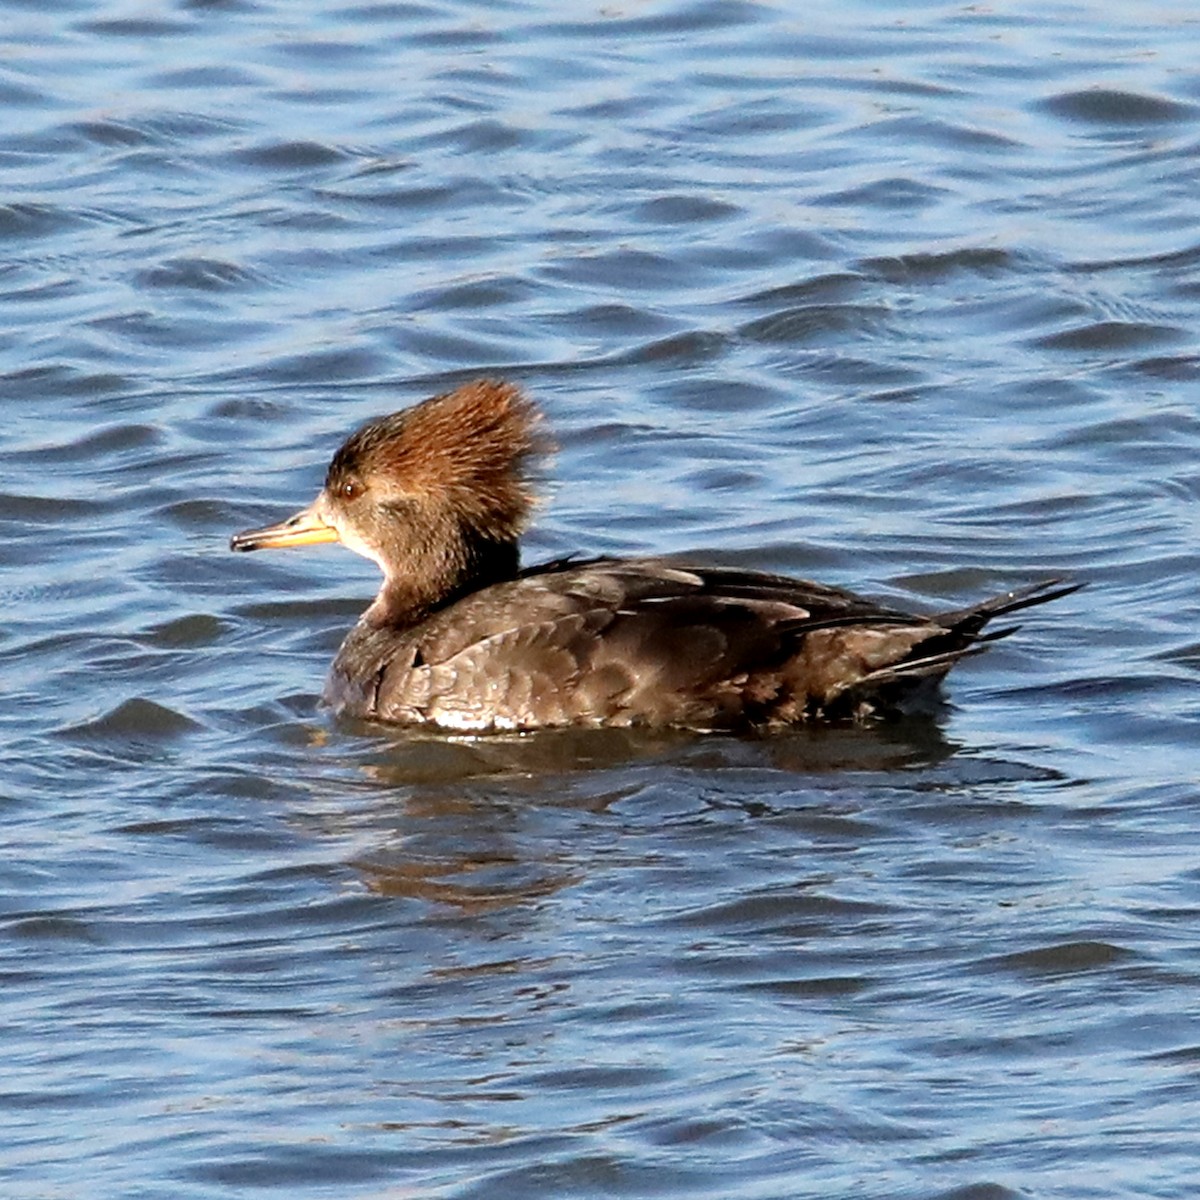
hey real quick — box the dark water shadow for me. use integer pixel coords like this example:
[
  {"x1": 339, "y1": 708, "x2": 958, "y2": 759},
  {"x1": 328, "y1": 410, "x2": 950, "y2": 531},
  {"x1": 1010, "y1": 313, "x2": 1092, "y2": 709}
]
[
  {"x1": 332, "y1": 711, "x2": 964, "y2": 785},
  {"x1": 316, "y1": 716, "x2": 1065, "y2": 913}
]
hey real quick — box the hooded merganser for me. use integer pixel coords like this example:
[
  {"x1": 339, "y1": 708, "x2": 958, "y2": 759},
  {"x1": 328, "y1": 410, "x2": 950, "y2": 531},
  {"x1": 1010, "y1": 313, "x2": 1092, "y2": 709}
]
[{"x1": 230, "y1": 379, "x2": 1079, "y2": 732}]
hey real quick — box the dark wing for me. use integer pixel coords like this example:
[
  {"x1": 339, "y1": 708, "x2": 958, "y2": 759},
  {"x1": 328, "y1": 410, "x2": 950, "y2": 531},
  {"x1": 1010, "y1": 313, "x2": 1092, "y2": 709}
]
[
  {"x1": 366, "y1": 557, "x2": 927, "y2": 729},
  {"x1": 336, "y1": 561, "x2": 1081, "y2": 730}
]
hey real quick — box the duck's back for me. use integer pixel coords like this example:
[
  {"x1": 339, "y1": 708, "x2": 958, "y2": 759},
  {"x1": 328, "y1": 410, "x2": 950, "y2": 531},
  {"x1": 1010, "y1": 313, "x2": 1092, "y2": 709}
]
[{"x1": 324, "y1": 556, "x2": 1003, "y2": 731}]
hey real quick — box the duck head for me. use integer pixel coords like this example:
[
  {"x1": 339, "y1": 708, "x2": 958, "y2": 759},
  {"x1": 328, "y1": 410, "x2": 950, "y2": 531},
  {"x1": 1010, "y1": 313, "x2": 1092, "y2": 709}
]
[{"x1": 230, "y1": 379, "x2": 543, "y2": 625}]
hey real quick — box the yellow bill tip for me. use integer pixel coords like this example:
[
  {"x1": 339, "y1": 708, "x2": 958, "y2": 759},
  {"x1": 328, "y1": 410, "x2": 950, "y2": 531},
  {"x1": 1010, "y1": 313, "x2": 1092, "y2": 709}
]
[{"x1": 230, "y1": 504, "x2": 339, "y2": 552}]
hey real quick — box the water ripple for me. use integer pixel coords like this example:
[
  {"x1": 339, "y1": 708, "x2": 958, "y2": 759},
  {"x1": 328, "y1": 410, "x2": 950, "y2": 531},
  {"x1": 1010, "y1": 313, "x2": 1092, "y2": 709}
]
[{"x1": 3, "y1": 1, "x2": 1200, "y2": 1197}]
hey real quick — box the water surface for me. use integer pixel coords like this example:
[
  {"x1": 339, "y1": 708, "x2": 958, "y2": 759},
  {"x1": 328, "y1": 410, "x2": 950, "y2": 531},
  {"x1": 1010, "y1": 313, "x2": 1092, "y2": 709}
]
[{"x1": 4, "y1": 2, "x2": 1200, "y2": 1197}]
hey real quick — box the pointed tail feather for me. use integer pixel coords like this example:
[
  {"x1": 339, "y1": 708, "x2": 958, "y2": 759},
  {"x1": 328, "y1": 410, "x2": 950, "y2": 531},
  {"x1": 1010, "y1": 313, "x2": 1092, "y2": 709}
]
[
  {"x1": 937, "y1": 578, "x2": 1085, "y2": 635},
  {"x1": 837, "y1": 643, "x2": 984, "y2": 695},
  {"x1": 815, "y1": 579, "x2": 1081, "y2": 719}
]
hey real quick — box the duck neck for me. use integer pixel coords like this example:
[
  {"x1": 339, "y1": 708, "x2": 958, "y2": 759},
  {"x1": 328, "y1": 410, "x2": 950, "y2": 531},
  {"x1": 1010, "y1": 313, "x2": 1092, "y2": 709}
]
[{"x1": 363, "y1": 529, "x2": 520, "y2": 629}]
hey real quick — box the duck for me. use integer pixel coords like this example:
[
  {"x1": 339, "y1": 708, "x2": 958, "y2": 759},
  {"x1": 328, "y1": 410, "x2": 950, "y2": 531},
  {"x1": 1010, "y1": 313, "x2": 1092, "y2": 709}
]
[{"x1": 230, "y1": 379, "x2": 1079, "y2": 732}]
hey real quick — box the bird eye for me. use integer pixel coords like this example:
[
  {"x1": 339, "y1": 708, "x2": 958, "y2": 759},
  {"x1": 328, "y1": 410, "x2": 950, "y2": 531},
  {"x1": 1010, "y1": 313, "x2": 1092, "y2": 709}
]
[{"x1": 340, "y1": 479, "x2": 362, "y2": 500}]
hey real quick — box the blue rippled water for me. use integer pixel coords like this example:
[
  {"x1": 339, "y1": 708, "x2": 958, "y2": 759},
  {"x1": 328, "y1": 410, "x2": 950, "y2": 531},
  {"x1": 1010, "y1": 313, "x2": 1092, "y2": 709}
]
[{"x1": 4, "y1": 2, "x2": 1200, "y2": 1197}]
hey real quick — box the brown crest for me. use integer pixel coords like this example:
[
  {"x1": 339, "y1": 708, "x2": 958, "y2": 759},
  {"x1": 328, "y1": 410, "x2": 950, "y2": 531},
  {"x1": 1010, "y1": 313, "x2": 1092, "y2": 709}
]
[{"x1": 328, "y1": 379, "x2": 546, "y2": 539}]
